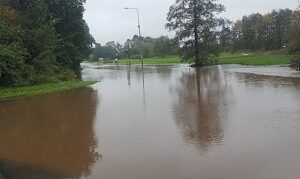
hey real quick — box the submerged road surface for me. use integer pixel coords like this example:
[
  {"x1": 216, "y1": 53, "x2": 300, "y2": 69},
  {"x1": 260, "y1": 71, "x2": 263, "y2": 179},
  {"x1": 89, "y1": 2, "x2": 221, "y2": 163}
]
[{"x1": 1, "y1": 64, "x2": 300, "y2": 179}]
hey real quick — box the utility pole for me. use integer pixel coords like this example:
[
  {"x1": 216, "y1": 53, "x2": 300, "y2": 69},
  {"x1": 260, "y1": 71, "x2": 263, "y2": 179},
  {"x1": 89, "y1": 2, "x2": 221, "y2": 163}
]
[{"x1": 124, "y1": 7, "x2": 144, "y2": 67}]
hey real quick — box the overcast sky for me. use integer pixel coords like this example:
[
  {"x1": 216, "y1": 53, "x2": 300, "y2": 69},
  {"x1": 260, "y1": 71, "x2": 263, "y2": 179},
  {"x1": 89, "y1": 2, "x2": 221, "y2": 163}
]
[{"x1": 84, "y1": 0, "x2": 299, "y2": 44}]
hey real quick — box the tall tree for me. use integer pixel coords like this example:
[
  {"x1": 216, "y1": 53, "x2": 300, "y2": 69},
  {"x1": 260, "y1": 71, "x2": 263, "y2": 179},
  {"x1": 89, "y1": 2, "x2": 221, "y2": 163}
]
[
  {"x1": 91, "y1": 43, "x2": 102, "y2": 60},
  {"x1": 256, "y1": 13, "x2": 274, "y2": 50},
  {"x1": 287, "y1": 10, "x2": 300, "y2": 53},
  {"x1": 241, "y1": 13, "x2": 262, "y2": 50},
  {"x1": 0, "y1": 1, "x2": 33, "y2": 86},
  {"x1": 18, "y1": 0, "x2": 59, "y2": 83},
  {"x1": 154, "y1": 36, "x2": 179, "y2": 58},
  {"x1": 166, "y1": 0, "x2": 225, "y2": 66},
  {"x1": 45, "y1": 0, "x2": 94, "y2": 75},
  {"x1": 272, "y1": 9, "x2": 293, "y2": 48},
  {"x1": 219, "y1": 20, "x2": 233, "y2": 51},
  {"x1": 232, "y1": 20, "x2": 243, "y2": 51}
]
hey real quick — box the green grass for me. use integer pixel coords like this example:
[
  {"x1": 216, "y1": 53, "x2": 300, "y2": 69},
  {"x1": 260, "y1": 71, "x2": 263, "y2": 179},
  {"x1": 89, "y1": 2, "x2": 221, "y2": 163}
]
[
  {"x1": 0, "y1": 80, "x2": 98, "y2": 100},
  {"x1": 219, "y1": 52, "x2": 293, "y2": 66},
  {"x1": 119, "y1": 57, "x2": 182, "y2": 65},
  {"x1": 92, "y1": 56, "x2": 182, "y2": 65},
  {"x1": 90, "y1": 52, "x2": 293, "y2": 66}
]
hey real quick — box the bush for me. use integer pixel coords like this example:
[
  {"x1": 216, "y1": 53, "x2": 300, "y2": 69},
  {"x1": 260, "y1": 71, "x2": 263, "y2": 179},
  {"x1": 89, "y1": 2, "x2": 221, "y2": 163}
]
[
  {"x1": 290, "y1": 54, "x2": 300, "y2": 71},
  {"x1": 0, "y1": 43, "x2": 34, "y2": 86}
]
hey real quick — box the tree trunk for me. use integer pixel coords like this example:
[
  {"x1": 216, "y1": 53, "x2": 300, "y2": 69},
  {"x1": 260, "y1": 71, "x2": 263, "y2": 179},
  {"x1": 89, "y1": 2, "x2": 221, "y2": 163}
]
[
  {"x1": 194, "y1": 25, "x2": 200, "y2": 65},
  {"x1": 193, "y1": 0, "x2": 201, "y2": 66}
]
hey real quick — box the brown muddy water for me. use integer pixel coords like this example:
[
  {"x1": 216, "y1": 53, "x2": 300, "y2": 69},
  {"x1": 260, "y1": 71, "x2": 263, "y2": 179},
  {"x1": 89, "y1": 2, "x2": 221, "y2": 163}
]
[{"x1": 1, "y1": 64, "x2": 300, "y2": 179}]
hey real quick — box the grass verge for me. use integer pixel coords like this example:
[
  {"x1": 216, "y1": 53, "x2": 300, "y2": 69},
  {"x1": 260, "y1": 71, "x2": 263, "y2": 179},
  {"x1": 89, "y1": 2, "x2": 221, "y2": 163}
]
[
  {"x1": 120, "y1": 57, "x2": 182, "y2": 65},
  {"x1": 92, "y1": 57, "x2": 182, "y2": 65},
  {"x1": 219, "y1": 52, "x2": 293, "y2": 65},
  {"x1": 0, "y1": 80, "x2": 98, "y2": 101},
  {"x1": 89, "y1": 52, "x2": 293, "y2": 66}
]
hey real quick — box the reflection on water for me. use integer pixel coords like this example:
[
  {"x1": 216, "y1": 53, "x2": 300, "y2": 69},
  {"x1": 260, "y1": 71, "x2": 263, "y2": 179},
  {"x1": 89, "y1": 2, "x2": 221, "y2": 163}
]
[
  {"x1": 0, "y1": 88, "x2": 99, "y2": 179},
  {"x1": 235, "y1": 72, "x2": 300, "y2": 89},
  {"x1": 224, "y1": 65, "x2": 300, "y2": 78},
  {"x1": 156, "y1": 66, "x2": 173, "y2": 81},
  {"x1": 127, "y1": 67, "x2": 131, "y2": 87},
  {"x1": 172, "y1": 67, "x2": 231, "y2": 150}
]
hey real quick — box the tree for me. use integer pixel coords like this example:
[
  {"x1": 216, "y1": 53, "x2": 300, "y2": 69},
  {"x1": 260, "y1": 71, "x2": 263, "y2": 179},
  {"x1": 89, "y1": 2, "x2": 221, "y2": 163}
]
[
  {"x1": 219, "y1": 20, "x2": 233, "y2": 51},
  {"x1": 18, "y1": 0, "x2": 59, "y2": 83},
  {"x1": 154, "y1": 36, "x2": 179, "y2": 58},
  {"x1": 91, "y1": 43, "x2": 102, "y2": 60},
  {"x1": 0, "y1": 0, "x2": 94, "y2": 87},
  {"x1": 230, "y1": 9, "x2": 296, "y2": 51},
  {"x1": 0, "y1": 12, "x2": 33, "y2": 86},
  {"x1": 0, "y1": 1, "x2": 33, "y2": 86},
  {"x1": 232, "y1": 20, "x2": 243, "y2": 51},
  {"x1": 290, "y1": 54, "x2": 300, "y2": 71},
  {"x1": 272, "y1": 9, "x2": 293, "y2": 49},
  {"x1": 45, "y1": 0, "x2": 94, "y2": 75},
  {"x1": 90, "y1": 35, "x2": 179, "y2": 61},
  {"x1": 90, "y1": 42, "x2": 120, "y2": 60},
  {"x1": 166, "y1": 0, "x2": 225, "y2": 66},
  {"x1": 256, "y1": 13, "x2": 274, "y2": 50},
  {"x1": 241, "y1": 13, "x2": 262, "y2": 50},
  {"x1": 287, "y1": 11, "x2": 300, "y2": 53}
]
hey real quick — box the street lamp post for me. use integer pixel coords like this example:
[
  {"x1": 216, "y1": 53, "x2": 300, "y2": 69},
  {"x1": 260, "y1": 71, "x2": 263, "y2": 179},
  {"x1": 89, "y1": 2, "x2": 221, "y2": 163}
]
[{"x1": 124, "y1": 7, "x2": 144, "y2": 67}]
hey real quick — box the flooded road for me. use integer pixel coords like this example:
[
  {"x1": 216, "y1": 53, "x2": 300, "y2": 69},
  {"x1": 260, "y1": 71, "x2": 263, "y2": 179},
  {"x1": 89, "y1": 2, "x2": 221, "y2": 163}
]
[{"x1": 1, "y1": 64, "x2": 300, "y2": 178}]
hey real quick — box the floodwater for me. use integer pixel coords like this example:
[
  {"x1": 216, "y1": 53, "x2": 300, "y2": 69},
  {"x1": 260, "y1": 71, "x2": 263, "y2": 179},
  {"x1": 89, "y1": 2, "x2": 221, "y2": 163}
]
[{"x1": 1, "y1": 64, "x2": 300, "y2": 179}]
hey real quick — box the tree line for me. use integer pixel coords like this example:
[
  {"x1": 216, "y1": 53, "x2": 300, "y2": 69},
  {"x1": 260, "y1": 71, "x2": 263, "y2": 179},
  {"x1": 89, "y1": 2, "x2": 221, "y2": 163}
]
[
  {"x1": 90, "y1": 35, "x2": 179, "y2": 61},
  {"x1": 220, "y1": 9, "x2": 300, "y2": 53},
  {"x1": 0, "y1": 0, "x2": 93, "y2": 87}
]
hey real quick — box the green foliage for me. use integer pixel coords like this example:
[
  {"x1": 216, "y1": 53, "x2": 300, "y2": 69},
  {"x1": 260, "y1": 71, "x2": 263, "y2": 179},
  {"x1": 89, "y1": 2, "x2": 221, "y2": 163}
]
[
  {"x1": 231, "y1": 9, "x2": 299, "y2": 53},
  {"x1": 290, "y1": 54, "x2": 300, "y2": 71},
  {"x1": 0, "y1": 10, "x2": 33, "y2": 86},
  {"x1": 0, "y1": 43, "x2": 33, "y2": 86},
  {"x1": 90, "y1": 42, "x2": 119, "y2": 60},
  {"x1": 154, "y1": 36, "x2": 179, "y2": 58},
  {"x1": 286, "y1": 11, "x2": 300, "y2": 53},
  {"x1": 89, "y1": 36, "x2": 179, "y2": 61},
  {"x1": 45, "y1": 0, "x2": 94, "y2": 74},
  {"x1": 0, "y1": 0, "x2": 93, "y2": 87},
  {"x1": 125, "y1": 36, "x2": 179, "y2": 59},
  {"x1": 241, "y1": 13, "x2": 262, "y2": 50},
  {"x1": 219, "y1": 20, "x2": 233, "y2": 51}
]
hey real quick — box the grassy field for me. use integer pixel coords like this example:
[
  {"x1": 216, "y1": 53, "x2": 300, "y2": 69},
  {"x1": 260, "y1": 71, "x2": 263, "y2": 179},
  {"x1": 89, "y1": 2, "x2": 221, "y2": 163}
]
[
  {"x1": 92, "y1": 57, "x2": 182, "y2": 65},
  {"x1": 0, "y1": 80, "x2": 97, "y2": 100},
  {"x1": 219, "y1": 52, "x2": 293, "y2": 65},
  {"x1": 90, "y1": 52, "x2": 293, "y2": 66},
  {"x1": 118, "y1": 57, "x2": 182, "y2": 65}
]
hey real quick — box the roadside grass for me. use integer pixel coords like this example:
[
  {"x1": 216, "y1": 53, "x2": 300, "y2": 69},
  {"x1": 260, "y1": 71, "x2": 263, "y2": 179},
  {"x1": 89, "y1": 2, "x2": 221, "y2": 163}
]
[
  {"x1": 91, "y1": 56, "x2": 182, "y2": 65},
  {"x1": 0, "y1": 80, "x2": 98, "y2": 100},
  {"x1": 119, "y1": 57, "x2": 182, "y2": 65},
  {"x1": 89, "y1": 51, "x2": 293, "y2": 66},
  {"x1": 219, "y1": 52, "x2": 293, "y2": 65}
]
